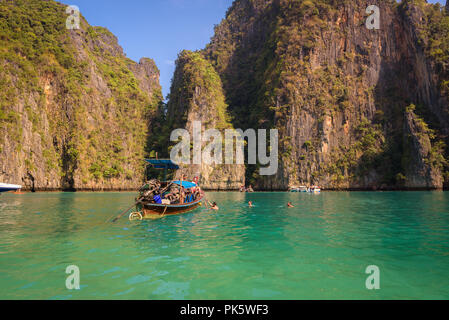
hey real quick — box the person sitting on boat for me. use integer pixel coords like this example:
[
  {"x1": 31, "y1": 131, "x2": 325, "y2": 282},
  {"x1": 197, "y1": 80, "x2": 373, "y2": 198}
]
[
  {"x1": 164, "y1": 184, "x2": 180, "y2": 204},
  {"x1": 179, "y1": 186, "x2": 186, "y2": 204},
  {"x1": 184, "y1": 189, "x2": 195, "y2": 203},
  {"x1": 164, "y1": 191, "x2": 175, "y2": 203},
  {"x1": 247, "y1": 185, "x2": 254, "y2": 192},
  {"x1": 208, "y1": 201, "x2": 219, "y2": 210},
  {"x1": 153, "y1": 194, "x2": 163, "y2": 204},
  {"x1": 193, "y1": 188, "x2": 200, "y2": 201},
  {"x1": 170, "y1": 194, "x2": 180, "y2": 205}
]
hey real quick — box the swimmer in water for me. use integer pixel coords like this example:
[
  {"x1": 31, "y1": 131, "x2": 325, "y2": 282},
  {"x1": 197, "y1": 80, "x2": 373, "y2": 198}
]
[
  {"x1": 287, "y1": 202, "x2": 294, "y2": 208},
  {"x1": 248, "y1": 201, "x2": 253, "y2": 208},
  {"x1": 208, "y1": 201, "x2": 219, "y2": 210}
]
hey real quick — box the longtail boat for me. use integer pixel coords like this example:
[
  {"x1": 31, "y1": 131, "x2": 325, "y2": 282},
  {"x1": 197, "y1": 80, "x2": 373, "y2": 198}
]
[{"x1": 130, "y1": 159, "x2": 204, "y2": 220}]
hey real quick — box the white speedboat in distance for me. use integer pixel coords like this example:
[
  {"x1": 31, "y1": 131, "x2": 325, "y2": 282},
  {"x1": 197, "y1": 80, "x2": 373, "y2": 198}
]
[
  {"x1": 289, "y1": 186, "x2": 309, "y2": 192},
  {"x1": 289, "y1": 186, "x2": 300, "y2": 192},
  {"x1": 309, "y1": 186, "x2": 321, "y2": 193},
  {"x1": 0, "y1": 183, "x2": 22, "y2": 193}
]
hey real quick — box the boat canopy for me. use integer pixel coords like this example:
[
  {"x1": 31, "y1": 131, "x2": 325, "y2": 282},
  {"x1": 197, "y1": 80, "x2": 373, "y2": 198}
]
[
  {"x1": 145, "y1": 159, "x2": 179, "y2": 170},
  {"x1": 172, "y1": 180, "x2": 197, "y2": 189}
]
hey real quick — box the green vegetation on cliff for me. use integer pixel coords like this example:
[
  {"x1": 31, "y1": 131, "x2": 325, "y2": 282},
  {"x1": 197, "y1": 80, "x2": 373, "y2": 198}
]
[
  {"x1": 402, "y1": 1, "x2": 449, "y2": 186},
  {"x1": 201, "y1": 0, "x2": 449, "y2": 189},
  {"x1": 157, "y1": 50, "x2": 244, "y2": 189},
  {"x1": 149, "y1": 50, "x2": 232, "y2": 161},
  {"x1": 0, "y1": 0, "x2": 162, "y2": 190},
  {"x1": 424, "y1": 3, "x2": 449, "y2": 95},
  {"x1": 3, "y1": 0, "x2": 449, "y2": 190},
  {"x1": 168, "y1": 50, "x2": 231, "y2": 129}
]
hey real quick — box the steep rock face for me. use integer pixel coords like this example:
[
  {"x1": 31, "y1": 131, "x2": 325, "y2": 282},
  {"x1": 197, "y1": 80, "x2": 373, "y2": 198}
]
[
  {"x1": 200, "y1": 0, "x2": 449, "y2": 190},
  {"x1": 403, "y1": 104, "x2": 443, "y2": 188},
  {"x1": 129, "y1": 58, "x2": 161, "y2": 95},
  {"x1": 0, "y1": 0, "x2": 162, "y2": 191},
  {"x1": 164, "y1": 51, "x2": 245, "y2": 190}
]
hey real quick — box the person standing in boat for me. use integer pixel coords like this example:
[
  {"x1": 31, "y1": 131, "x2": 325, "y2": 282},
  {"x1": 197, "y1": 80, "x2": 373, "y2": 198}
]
[
  {"x1": 179, "y1": 175, "x2": 185, "y2": 204},
  {"x1": 192, "y1": 186, "x2": 200, "y2": 201}
]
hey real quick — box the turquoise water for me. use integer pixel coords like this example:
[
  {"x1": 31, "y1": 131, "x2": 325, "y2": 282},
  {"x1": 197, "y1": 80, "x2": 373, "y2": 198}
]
[{"x1": 0, "y1": 191, "x2": 448, "y2": 300}]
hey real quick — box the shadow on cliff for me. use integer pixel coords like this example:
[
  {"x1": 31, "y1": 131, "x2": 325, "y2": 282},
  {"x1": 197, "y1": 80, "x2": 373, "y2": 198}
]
[
  {"x1": 208, "y1": 1, "x2": 281, "y2": 187},
  {"x1": 368, "y1": 2, "x2": 449, "y2": 190}
]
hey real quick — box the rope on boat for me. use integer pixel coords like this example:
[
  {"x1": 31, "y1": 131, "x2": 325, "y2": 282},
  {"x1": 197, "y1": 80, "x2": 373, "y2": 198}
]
[{"x1": 129, "y1": 212, "x2": 143, "y2": 221}]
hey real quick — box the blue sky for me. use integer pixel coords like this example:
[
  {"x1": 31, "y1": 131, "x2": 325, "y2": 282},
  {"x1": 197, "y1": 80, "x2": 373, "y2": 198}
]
[
  {"x1": 63, "y1": 0, "x2": 446, "y2": 98},
  {"x1": 64, "y1": 0, "x2": 234, "y2": 98}
]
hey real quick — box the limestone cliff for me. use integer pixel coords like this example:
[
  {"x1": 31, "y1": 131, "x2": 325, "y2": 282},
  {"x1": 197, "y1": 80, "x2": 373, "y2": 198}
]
[
  {"x1": 402, "y1": 104, "x2": 444, "y2": 188},
  {"x1": 164, "y1": 51, "x2": 245, "y2": 190},
  {"x1": 3, "y1": 0, "x2": 448, "y2": 191},
  {"x1": 0, "y1": 0, "x2": 162, "y2": 191},
  {"x1": 195, "y1": 0, "x2": 449, "y2": 190}
]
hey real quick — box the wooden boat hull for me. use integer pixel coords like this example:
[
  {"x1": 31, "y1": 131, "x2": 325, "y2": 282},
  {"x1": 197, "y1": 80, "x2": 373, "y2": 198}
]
[{"x1": 137, "y1": 196, "x2": 203, "y2": 219}]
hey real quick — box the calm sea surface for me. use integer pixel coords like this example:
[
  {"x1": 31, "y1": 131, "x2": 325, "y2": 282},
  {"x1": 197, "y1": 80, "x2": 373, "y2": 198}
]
[{"x1": 0, "y1": 191, "x2": 448, "y2": 300}]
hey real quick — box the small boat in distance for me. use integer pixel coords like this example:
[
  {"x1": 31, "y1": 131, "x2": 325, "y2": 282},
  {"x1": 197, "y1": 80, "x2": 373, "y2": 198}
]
[
  {"x1": 0, "y1": 183, "x2": 22, "y2": 193},
  {"x1": 290, "y1": 186, "x2": 308, "y2": 192},
  {"x1": 239, "y1": 185, "x2": 254, "y2": 192},
  {"x1": 309, "y1": 186, "x2": 321, "y2": 193}
]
